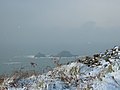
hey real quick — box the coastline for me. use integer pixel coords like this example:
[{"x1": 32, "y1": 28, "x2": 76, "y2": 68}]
[{"x1": 0, "y1": 46, "x2": 120, "y2": 90}]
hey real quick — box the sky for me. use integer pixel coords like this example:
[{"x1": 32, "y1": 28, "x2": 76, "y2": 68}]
[{"x1": 0, "y1": 0, "x2": 120, "y2": 57}]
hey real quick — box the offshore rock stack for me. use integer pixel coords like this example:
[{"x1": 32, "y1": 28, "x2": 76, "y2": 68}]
[{"x1": 0, "y1": 46, "x2": 120, "y2": 90}]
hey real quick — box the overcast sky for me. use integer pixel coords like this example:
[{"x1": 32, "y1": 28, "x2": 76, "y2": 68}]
[{"x1": 0, "y1": 0, "x2": 120, "y2": 57}]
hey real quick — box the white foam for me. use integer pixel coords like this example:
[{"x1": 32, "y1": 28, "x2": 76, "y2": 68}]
[
  {"x1": 4, "y1": 62, "x2": 21, "y2": 65},
  {"x1": 25, "y1": 55, "x2": 35, "y2": 58}
]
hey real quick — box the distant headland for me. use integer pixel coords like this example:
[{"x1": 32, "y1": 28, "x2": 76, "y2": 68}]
[{"x1": 34, "y1": 51, "x2": 77, "y2": 58}]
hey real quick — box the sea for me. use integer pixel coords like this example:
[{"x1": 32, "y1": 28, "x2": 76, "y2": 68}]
[{"x1": 0, "y1": 55, "x2": 76, "y2": 75}]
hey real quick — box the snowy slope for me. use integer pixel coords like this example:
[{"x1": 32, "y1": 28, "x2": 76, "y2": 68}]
[{"x1": 1, "y1": 46, "x2": 120, "y2": 90}]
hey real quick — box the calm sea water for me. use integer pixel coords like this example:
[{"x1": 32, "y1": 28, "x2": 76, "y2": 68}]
[{"x1": 0, "y1": 56, "x2": 76, "y2": 75}]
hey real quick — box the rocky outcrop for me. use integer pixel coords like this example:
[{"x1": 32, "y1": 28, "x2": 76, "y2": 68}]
[{"x1": 2, "y1": 46, "x2": 120, "y2": 90}]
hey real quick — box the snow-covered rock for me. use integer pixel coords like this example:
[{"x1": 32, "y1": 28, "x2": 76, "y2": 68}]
[{"x1": 2, "y1": 46, "x2": 120, "y2": 90}]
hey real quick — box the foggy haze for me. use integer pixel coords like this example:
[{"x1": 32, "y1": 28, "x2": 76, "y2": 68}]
[{"x1": 0, "y1": 0, "x2": 120, "y2": 57}]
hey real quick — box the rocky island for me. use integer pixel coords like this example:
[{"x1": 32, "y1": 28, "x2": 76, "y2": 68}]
[
  {"x1": 34, "y1": 52, "x2": 46, "y2": 58},
  {"x1": 55, "y1": 51, "x2": 77, "y2": 57}
]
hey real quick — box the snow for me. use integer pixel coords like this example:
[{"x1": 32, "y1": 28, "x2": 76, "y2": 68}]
[{"x1": 1, "y1": 46, "x2": 120, "y2": 90}]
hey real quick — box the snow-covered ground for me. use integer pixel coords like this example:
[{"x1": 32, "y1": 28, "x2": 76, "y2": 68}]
[{"x1": 1, "y1": 46, "x2": 120, "y2": 90}]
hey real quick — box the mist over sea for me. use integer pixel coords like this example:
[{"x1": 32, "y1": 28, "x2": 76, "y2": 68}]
[
  {"x1": 0, "y1": 0, "x2": 120, "y2": 76},
  {"x1": 0, "y1": 55, "x2": 76, "y2": 75},
  {"x1": 0, "y1": 44, "x2": 117, "y2": 75}
]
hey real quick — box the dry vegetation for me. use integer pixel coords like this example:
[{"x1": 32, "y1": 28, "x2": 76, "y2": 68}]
[{"x1": 0, "y1": 46, "x2": 120, "y2": 90}]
